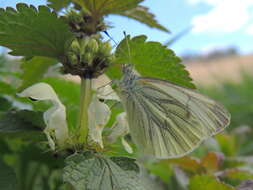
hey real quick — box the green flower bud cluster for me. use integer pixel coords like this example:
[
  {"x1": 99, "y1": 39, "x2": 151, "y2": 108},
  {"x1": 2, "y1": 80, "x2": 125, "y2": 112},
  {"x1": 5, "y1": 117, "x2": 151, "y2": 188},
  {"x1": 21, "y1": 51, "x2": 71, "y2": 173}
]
[
  {"x1": 66, "y1": 36, "x2": 113, "y2": 78},
  {"x1": 67, "y1": 10, "x2": 107, "y2": 36}
]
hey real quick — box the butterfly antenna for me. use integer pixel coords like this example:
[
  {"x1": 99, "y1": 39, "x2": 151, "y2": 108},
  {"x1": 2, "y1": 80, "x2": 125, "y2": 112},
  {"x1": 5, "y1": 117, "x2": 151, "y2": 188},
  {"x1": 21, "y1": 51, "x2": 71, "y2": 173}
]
[{"x1": 104, "y1": 31, "x2": 118, "y2": 47}]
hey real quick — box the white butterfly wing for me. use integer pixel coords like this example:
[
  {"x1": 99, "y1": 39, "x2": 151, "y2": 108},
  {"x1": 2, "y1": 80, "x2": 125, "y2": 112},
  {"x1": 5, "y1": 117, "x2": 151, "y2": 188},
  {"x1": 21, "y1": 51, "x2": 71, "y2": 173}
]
[{"x1": 118, "y1": 77, "x2": 230, "y2": 159}]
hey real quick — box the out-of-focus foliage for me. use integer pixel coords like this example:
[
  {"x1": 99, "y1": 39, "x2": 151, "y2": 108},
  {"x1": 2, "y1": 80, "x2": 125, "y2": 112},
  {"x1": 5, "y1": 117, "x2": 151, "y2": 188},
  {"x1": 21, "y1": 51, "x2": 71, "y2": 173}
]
[
  {"x1": 201, "y1": 73, "x2": 253, "y2": 130},
  {"x1": 201, "y1": 73, "x2": 253, "y2": 156},
  {"x1": 2, "y1": 49, "x2": 253, "y2": 189}
]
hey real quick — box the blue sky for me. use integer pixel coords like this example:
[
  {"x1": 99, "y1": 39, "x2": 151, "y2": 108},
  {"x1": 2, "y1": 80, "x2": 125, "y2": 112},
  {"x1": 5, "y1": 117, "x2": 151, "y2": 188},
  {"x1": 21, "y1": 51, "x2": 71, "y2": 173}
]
[{"x1": 1, "y1": 0, "x2": 253, "y2": 56}]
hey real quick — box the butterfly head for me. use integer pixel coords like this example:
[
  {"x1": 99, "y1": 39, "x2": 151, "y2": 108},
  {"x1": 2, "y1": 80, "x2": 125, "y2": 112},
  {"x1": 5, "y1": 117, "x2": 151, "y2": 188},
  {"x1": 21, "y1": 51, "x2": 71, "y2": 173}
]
[
  {"x1": 117, "y1": 64, "x2": 139, "y2": 93},
  {"x1": 122, "y1": 64, "x2": 133, "y2": 74}
]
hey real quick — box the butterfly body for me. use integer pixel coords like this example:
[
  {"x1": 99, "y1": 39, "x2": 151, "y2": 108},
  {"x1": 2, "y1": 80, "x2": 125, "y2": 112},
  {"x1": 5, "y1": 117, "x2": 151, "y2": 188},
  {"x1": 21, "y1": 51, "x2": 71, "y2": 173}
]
[{"x1": 117, "y1": 65, "x2": 230, "y2": 159}]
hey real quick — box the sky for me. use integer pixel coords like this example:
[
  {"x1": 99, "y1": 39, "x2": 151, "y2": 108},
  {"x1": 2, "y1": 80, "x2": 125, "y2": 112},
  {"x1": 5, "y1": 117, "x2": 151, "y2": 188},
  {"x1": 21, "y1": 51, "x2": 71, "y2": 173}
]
[{"x1": 1, "y1": 0, "x2": 253, "y2": 56}]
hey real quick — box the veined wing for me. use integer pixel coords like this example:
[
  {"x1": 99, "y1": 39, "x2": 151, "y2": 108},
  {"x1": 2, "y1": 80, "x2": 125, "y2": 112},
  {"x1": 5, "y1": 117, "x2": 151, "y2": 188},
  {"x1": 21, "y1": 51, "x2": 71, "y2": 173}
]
[{"x1": 119, "y1": 77, "x2": 230, "y2": 159}]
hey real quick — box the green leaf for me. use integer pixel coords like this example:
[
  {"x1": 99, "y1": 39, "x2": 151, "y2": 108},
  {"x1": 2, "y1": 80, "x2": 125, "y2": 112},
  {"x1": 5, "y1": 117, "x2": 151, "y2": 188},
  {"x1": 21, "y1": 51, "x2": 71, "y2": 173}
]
[
  {"x1": 0, "y1": 109, "x2": 45, "y2": 133},
  {"x1": 110, "y1": 157, "x2": 139, "y2": 172},
  {"x1": 0, "y1": 3, "x2": 74, "y2": 59},
  {"x1": 0, "y1": 159, "x2": 17, "y2": 190},
  {"x1": 73, "y1": 0, "x2": 143, "y2": 16},
  {"x1": 63, "y1": 153, "x2": 147, "y2": 190},
  {"x1": 19, "y1": 57, "x2": 58, "y2": 91},
  {"x1": 108, "y1": 35, "x2": 195, "y2": 88},
  {"x1": 119, "y1": 6, "x2": 169, "y2": 32},
  {"x1": 47, "y1": 0, "x2": 71, "y2": 11},
  {"x1": 188, "y1": 175, "x2": 235, "y2": 190}
]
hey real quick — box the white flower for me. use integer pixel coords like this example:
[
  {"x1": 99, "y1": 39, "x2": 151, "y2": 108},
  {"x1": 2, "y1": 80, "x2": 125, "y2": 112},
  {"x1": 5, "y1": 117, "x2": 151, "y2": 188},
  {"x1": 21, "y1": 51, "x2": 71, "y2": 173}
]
[
  {"x1": 108, "y1": 112, "x2": 133, "y2": 154},
  {"x1": 88, "y1": 94, "x2": 111, "y2": 148},
  {"x1": 18, "y1": 83, "x2": 69, "y2": 150}
]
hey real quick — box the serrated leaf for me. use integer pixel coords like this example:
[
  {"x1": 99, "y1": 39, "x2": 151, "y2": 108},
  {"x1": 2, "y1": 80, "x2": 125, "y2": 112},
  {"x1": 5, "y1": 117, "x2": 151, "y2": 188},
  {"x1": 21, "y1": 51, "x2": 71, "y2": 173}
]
[
  {"x1": 0, "y1": 159, "x2": 17, "y2": 190},
  {"x1": 119, "y1": 6, "x2": 169, "y2": 32},
  {"x1": 188, "y1": 175, "x2": 235, "y2": 190},
  {"x1": 19, "y1": 57, "x2": 58, "y2": 91},
  {"x1": 0, "y1": 109, "x2": 45, "y2": 133},
  {"x1": 107, "y1": 35, "x2": 195, "y2": 89},
  {"x1": 73, "y1": 0, "x2": 143, "y2": 16},
  {"x1": 63, "y1": 153, "x2": 147, "y2": 190},
  {"x1": 110, "y1": 157, "x2": 139, "y2": 172},
  {"x1": 0, "y1": 3, "x2": 74, "y2": 59},
  {"x1": 47, "y1": 0, "x2": 71, "y2": 11}
]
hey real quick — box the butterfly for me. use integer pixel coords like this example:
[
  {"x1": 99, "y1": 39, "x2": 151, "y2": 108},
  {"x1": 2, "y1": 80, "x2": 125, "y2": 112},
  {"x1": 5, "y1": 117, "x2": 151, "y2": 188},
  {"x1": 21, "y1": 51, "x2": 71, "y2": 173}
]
[{"x1": 115, "y1": 64, "x2": 230, "y2": 159}]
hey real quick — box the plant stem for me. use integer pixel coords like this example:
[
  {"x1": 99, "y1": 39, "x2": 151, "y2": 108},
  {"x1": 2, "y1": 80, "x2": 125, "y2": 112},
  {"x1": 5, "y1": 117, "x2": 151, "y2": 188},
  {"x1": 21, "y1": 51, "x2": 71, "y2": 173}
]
[{"x1": 78, "y1": 77, "x2": 92, "y2": 144}]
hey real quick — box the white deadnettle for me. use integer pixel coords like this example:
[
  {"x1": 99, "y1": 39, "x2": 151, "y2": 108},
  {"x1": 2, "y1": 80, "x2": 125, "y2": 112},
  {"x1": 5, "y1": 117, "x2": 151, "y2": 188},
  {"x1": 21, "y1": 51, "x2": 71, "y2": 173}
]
[
  {"x1": 88, "y1": 94, "x2": 111, "y2": 148},
  {"x1": 108, "y1": 112, "x2": 133, "y2": 154},
  {"x1": 18, "y1": 83, "x2": 69, "y2": 150},
  {"x1": 91, "y1": 83, "x2": 132, "y2": 153}
]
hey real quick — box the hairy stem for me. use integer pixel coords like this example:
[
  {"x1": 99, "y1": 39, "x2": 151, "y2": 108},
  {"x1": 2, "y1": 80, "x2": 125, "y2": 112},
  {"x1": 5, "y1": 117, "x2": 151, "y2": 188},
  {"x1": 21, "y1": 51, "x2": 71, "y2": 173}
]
[{"x1": 78, "y1": 78, "x2": 92, "y2": 144}]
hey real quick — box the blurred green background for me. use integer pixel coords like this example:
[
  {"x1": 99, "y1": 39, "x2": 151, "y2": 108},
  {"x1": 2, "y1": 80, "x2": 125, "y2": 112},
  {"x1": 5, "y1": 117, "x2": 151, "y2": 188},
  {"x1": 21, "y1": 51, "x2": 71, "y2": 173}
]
[{"x1": 2, "y1": 49, "x2": 253, "y2": 189}]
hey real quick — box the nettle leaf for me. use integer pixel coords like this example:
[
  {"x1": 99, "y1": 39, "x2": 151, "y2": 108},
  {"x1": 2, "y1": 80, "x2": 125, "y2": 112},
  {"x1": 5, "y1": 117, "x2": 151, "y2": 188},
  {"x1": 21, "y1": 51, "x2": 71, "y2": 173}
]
[
  {"x1": 189, "y1": 175, "x2": 235, "y2": 190},
  {"x1": 110, "y1": 156, "x2": 139, "y2": 172},
  {"x1": 0, "y1": 159, "x2": 17, "y2": 190},
  {"x1": 63, "y1": 153, "x2": 147, "y2": 190},
  {"x1": 47, "y1": 0, "x2": 71, "y2": 11},
  {"x1": 108, "y1": 35, "x2": 195, "y2": 88},
  {"x1": 73, "y1": 0, "x2": 168, "y2": 32},
  {"x1": 0, "y1": 109, "x2": 45, "y2": 133},
  {"x1": 19, "y1": 57, "x2": 58, "y2": 91},
  {"x1": 74, "y1": 0, "x2": 143, "y2": 16},
  {"x1": 0, "y1": 3, "x2": 74, "y2": 59},
  {"x1": 119, "y1": 6, "x2": 169, "y2": 32}
]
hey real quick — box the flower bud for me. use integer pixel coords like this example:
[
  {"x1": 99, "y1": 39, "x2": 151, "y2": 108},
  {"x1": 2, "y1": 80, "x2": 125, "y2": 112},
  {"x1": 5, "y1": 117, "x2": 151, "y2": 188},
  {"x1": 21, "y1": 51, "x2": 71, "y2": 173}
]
[
  {"x1": 99, "y1": 41, "x2": 112, "y2": 56},
  {"x1": 70, "y1": 39, "x2": 80, "y2": 54},
  {"x1": 86, "y1": 38, "x2": 99, "y2": 53}
]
